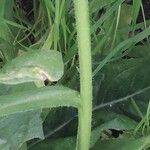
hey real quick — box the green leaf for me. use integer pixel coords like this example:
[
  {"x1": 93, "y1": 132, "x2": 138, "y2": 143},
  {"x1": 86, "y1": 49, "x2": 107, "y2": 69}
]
[
  {"x1": 0, "y1": 86, "x2": 81, "y2": 117},
  {"x1": 0, "y1": 38, "x2": 15, "y2": 62},
  {"x1": 29, "y1": 109, "x2": 137, "y2": 150},
  {"x1": 0, "y1": 20, "x2": 13, "y2": 44},
  {"x1": 0, "y1": 139, "x2": 9, "y2": 150},
  {"x1": 0, "y1": 111, "x2": 44, "y2": 150},
  {"x1": 0, "y1": 49, "x2": 64, "y2": 84},
  {"x1": 93, "y1": 26, "x2": 150, "y2": 76},
  {"x1": 93, "y1": 48, "x2": 150, "y2": 120},
  {"x1": 119, "y1": 4, "x2": 132, "y2": 28},
  {"x1": 128, "y1": 45, "x2": 150, "y2": 58},
  {"x1": 90, "y1": 109, "x2": 137, "y2": 148},
  {"x1": 0, "y1": 0, "x2": 6, "y2": 17},
  {"x1": 0, "y1": 83, "x2": 44, "y2": 150},
  {"x1": 131, "y1": 0, "x2": 141, "y2": 25},
  {"x1": 92, "y1": 110, "x2": 137, "y2": 129},
  {"x1": 29, "y1": 137, "x2": 76, "y2": 150}
]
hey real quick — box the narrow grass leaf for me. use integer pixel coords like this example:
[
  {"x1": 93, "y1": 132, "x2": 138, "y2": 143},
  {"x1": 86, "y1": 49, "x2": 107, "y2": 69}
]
[{"x1": 93, "y1": 26, "x2": 150, "y2": 76}]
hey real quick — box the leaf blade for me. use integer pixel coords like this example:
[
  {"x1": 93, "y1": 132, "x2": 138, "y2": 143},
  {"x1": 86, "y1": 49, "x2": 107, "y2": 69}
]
[{"x1": 0, "y1": 86, "x2": 81, "y2": 117}]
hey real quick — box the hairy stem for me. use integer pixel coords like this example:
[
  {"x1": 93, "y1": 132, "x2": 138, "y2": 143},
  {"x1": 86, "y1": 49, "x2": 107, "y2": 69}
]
[{"x1": 74, "y1": 0, "x2": 92, "y2": 150}]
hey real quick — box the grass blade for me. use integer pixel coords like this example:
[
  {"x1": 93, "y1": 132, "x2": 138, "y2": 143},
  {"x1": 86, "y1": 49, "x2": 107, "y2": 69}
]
[{"x1": 93, "y1": 26, "x2": 150, "y2": 76}]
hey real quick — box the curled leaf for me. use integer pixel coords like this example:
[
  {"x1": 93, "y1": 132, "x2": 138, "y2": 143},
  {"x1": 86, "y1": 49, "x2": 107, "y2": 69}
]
[{"x1": 0, "y1": 50, "x2": 64, "y2": 84}]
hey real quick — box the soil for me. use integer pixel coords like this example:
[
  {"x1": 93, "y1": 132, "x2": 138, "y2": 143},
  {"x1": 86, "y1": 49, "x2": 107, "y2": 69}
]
[
  {"x1": 16, "y1": 0, "x2": 33, "y2": 20},
  {"x1": 18, "y1": 0, "x2": 150, "y2": 23},
  {"x1": 137, "y1": 0, "x2": 150, "y2": 23},
  {"x1": 125, "y1": 0, "x2": 150, "y2": 23}
]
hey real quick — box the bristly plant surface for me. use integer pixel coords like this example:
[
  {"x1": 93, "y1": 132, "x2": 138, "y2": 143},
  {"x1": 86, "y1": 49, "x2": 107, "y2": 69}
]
[{"x1": 0, "y1": 0, "x2": 150, "y2": 150}]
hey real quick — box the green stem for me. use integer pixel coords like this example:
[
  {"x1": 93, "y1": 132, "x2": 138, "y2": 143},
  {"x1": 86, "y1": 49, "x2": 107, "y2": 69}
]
[{"x1": 74, "y1": 0, "x2": 92, "y2": 150}]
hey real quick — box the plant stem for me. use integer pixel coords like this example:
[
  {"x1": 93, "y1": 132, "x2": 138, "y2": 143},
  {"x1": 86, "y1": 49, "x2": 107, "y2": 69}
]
[{"x1": 73, "y1": 0, "x2": 92, "y2": 150}]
